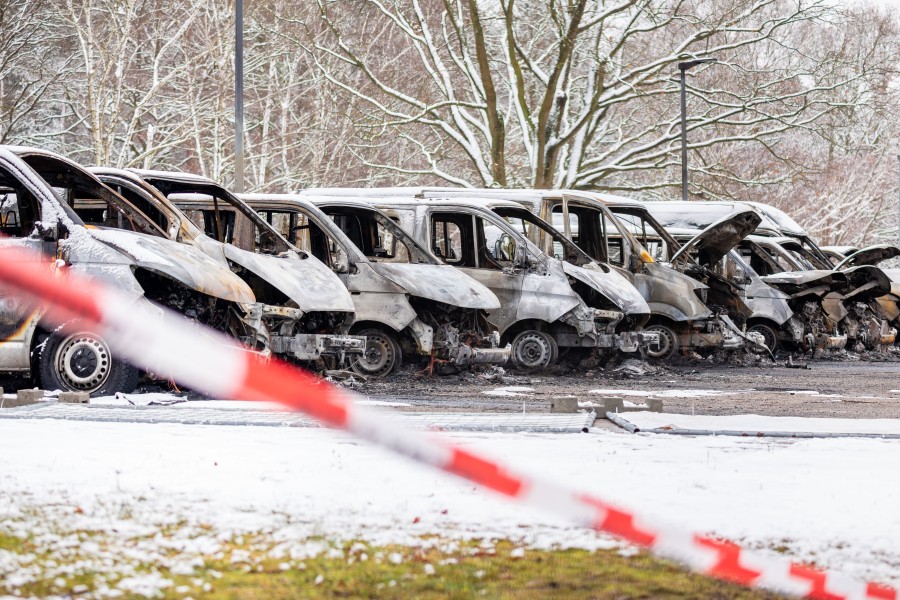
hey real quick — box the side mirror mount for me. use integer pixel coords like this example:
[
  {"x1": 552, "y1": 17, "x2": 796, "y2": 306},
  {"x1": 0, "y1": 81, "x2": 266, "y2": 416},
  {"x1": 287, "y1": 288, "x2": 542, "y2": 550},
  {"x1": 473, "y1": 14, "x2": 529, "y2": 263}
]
[
  {"x1": 514, "y1": 245, "x2": 528, "y2": 268},
  {"x1": 332, "y1": 248, "x2": 351, "y2": 274},
  {"x1": 733, "y1": 266, "x2": 750, "y2": 286},
  {"x1": 628, "y1": 252, "x2": 643, "y2": 273},
  {"x1": 33, "y1": 220, "x2": 58, "y2": 241}
]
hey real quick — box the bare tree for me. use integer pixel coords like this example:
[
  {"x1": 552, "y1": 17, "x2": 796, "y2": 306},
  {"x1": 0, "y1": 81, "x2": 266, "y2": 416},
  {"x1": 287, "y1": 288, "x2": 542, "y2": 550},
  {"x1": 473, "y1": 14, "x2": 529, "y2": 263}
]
[
  {"x1": 59, "y1": 0, "x2": 206, "y2": 167},
  {"x1": 0, "y1": 0, "x2": 67, "y2": 145},
  {"x1": 301, "y1": 0, "x2": 893, "y2": 194}
]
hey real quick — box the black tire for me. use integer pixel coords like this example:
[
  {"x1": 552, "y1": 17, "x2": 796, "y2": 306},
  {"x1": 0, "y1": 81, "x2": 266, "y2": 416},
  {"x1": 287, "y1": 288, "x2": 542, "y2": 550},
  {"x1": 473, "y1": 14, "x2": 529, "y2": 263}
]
[
  {"x1": 747, "y1": 322, "x2": 779, "y2": 354},
  {"x1": 511, "y1": 330, "x2": 557, "y2": 369},
  {"x1": 37, "y1": 328, "x2": 139, "y2": 397},
  {"x1": 351, "y1": 327, "x2": 402, "y2": 378},
  {"x1": 644, "y1": 324, "x2": 679, "y2": 360}
]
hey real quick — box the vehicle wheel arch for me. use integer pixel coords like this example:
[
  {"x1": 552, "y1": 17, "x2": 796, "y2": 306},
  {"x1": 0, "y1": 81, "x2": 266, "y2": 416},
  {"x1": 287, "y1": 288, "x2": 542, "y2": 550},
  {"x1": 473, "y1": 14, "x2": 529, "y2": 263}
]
[
  {"x1": 31, "y1": 318, "x2": 140, "y2": 397},
  {"x1": 642, "y1": 316, "x2": 682, "y2": 360},
  {"x1": 745, "y1": 317, "x2": 782, "y2": 352},
  {"x1": 349, "y1": 322, "x2": 404, "y2": 378},
  {"x1": 499, "y1": 319, "x2": 556, "y2": 346}
]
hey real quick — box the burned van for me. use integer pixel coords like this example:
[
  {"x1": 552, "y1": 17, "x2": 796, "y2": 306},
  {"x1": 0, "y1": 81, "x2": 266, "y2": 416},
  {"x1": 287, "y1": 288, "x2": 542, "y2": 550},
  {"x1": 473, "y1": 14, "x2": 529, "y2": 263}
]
[
  {"x1": 736, "y1": 235, "x2": 851, "y2": 351},
  {"x1": 623, "y1": 209, "x2": 800, "y2": 353},
  {"x1": 0, "y1": 146, "x2": 265, "y2": 395},
  {"x1": 312, "y1": 194, "x2": 658, "y2": 368},
  {"x1": 383, "y1": 188, "x2": 750, "y2": 359},
  {"x1": 241, "y1": 194, "x2": 510, "y2": 376},
  {"x1": 91, "y1": 169, "x2": 365, "y2": 367}
]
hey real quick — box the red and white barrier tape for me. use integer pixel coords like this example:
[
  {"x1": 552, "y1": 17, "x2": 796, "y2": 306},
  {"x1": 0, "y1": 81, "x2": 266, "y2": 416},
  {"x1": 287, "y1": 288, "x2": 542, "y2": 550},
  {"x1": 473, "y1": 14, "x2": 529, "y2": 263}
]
[{"x1": 0, "y1": 246, "x2": 895, "y2": 600}]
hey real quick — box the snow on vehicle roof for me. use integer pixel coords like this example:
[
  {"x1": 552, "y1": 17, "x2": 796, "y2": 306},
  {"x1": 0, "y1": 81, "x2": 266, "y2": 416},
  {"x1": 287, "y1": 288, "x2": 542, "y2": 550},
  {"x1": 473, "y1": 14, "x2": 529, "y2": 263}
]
[
  {"x1": 129, "y1": 168, "x2": 216, "y2": 185},
  {"x1": 304, "y1": 186, "x2": 648, "y2": 206},
  {"x1": 643, "y1": 200, "x2": 792, "y2": 235},
  {"x1": 744, "y1": 201, "x2": 807, "y2": 235},
  {"x1": 643, "y1": 201, "x2": 746, "y2": 229},
  {"x1": 315, "y1": 194, "x2": 527, "y2": 210}
]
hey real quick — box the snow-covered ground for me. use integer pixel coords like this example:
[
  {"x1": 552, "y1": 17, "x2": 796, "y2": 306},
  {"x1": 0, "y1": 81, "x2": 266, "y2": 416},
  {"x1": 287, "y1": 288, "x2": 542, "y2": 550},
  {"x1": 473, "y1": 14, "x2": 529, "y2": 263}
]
[
  {"x1": 2, "y1": 408, "x2": 900, "y2": 594},
  {"x1": 623, "y1": 410, "x2": 900, "y2": 434}
]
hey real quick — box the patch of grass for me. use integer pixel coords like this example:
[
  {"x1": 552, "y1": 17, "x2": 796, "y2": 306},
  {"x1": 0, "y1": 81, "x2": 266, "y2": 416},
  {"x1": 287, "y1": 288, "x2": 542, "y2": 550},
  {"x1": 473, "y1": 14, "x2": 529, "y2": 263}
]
[
  {"x1": 0, "y1": 529, "x2": 783, "y2": 599},
  {"x1": 0, "y1": 531, "x2": 25, "y2": 552},
  {"x1": 198, "y1": 540, "x2": 781, "y2": 599}
]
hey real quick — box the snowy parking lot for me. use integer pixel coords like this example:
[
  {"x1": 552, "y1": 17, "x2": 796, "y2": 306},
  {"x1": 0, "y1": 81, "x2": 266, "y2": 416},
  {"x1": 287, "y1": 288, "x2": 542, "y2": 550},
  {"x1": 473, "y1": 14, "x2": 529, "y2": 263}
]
[{"x1": 3, "y1": 387, "x2": 900, "y2": 596}]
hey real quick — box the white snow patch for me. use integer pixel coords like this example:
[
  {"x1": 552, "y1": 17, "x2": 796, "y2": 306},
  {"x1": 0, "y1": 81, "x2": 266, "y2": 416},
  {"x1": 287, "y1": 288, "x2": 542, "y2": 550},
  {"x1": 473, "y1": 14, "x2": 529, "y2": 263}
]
[
  {"x1": 622, "y1": 411, "x2": 900, "y2": 435},
  {"x1": 783, "y1": 390, "x2": 844, "y2": 398},
  {"x1": 588, "y1": 389, "x2": 735, "y2": 399},
  {"x1": 356, "y1": 400, "x2": 413, "y2": 408},
  {"x1": 482, "y1": 386, "x2": 535, "y2": 397},
  {"x1": 92, "y1": 394, "x2": 410, "y2": 410},
  {"x1": 92, "y1": 392, "x2": 186, "y2": 407},
  {"x1": 580, "y1": 400, "x2": 649, "y2": 409}
]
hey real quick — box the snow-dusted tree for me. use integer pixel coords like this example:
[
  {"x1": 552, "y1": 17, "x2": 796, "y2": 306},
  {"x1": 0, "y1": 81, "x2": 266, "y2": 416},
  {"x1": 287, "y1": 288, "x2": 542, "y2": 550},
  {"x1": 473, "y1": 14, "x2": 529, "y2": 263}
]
[
  {"x1": 302, "y1": 0, "x2": 893, "y2": 193},
  {"x1": 58, "y1": 0, "x2": 206, "y2": 167},
  {"x1": 0, "y1": 0, "x2": 67, "y2": 145}
]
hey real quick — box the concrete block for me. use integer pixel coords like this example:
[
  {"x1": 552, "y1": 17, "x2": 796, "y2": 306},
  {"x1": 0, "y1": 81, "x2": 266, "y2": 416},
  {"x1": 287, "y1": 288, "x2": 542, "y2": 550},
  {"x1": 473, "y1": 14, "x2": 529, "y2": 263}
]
[
  {"x1": 58, "y1": 391, "x2": 90, "y2": 404},
  {"x1": 601, "y1": 397, "x2": 625, "y2": 414},
  {"x1": 16, "y1": 389, "x2": 44, "y2": 404},
  {"x1": 646, "y1": 398, "x2": 664, "y2": 413},
  {"x1": 549, "y1": 397, "x2": 580, "y2": 413},
  {"x1": 598, "y1": 396, "x2": 663, "y2": 415}
]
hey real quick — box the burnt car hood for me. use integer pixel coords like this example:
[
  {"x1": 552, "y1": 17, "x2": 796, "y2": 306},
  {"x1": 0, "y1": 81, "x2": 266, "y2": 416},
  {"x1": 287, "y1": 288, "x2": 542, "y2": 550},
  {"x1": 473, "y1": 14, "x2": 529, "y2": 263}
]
[
  {"x1": 836, "y1": 244, "x2": 900, "y2": 269},
  {"x1": 372, "y1": 263, "x2": 500, "y2": 310},
  {"x1": 562, "y1": 262, "x2": 650, "y2": 315},
  {"x1": 223, "y1": 245, "x2": 356, "y2": 313},
  {"x1": 88, "y1": 228, "x2": 256, "y2": 304},
  {"x1": 840, "y1": 265, "x2": 893, "y2": 301},
  {"x1": 760, "y1": 270, "x2": 847, "y2": 296},
  {"x1": 670, "y1": 209, "x2": 761, "y2": 267}
]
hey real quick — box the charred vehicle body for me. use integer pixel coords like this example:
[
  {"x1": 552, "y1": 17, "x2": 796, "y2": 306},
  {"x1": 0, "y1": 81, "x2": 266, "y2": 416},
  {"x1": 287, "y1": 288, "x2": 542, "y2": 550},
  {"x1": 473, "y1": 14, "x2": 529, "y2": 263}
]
[
  {"x1": 736, "y1": 235, "x2": 852, "y2": 351},
  {"x1": 620, "y1": 210, "x2": 801, "y2": 353},
  {"x1": 309, "y1": 192, "x2": 657, "y2": 368},
  {"x1": 0, "y1": 146, "x2": 266, "y2": 396},
  {"x1": 647, "y1": 201, "x2": 896, "y2": 353},
  {"x1": 90, "y1": 169, "x2": 365, "y2": 367},
  {"x1": 821, "y1": 246, "x2": 860, "y2": 266},
  {"x1": 377, "y1": 188, "x2": 751, "y2": 360},
  {"x1": 240, "y1": 194, "x2": 510, "y2": 376},
  {"x1": 756, "y1": 235, "x2": 895, "y2": 351}
]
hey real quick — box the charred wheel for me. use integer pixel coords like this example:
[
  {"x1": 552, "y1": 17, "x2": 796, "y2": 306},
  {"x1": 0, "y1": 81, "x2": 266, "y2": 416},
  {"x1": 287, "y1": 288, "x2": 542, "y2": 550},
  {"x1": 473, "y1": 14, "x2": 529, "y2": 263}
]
[
  {"x1": 511, "y1": 330, "x2": 557, "y2": 369},
  {"x1": 747, "y1": 322, "x2": 779, "y2": 354},
  {"x1": 644, "y1": 324, "x2": 679, "y2": 359},
  {"x1": 352, "y1": 327, "x2": 401, "y2": 378},
  {"x1": 37, "y1": 327, "x2": 139, "y2": 397}
]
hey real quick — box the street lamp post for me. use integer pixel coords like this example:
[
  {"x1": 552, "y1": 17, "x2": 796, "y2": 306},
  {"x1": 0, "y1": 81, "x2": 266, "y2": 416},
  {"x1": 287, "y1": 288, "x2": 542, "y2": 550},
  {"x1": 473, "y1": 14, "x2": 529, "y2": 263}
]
[
  {"x1": 234, "y1": 0, "x2": 244, "y2": 193},
  {"x1": 678, "y1": 58, "x2": 717, "y2": 201}
]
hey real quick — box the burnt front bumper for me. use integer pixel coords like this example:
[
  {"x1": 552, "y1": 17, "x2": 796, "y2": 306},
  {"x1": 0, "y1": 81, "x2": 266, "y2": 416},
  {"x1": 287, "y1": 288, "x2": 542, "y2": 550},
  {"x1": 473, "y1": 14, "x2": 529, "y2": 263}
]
[
  {"x1": 453, "y1": 343, "x2": 512, "y2": 366},
  {"x1": 271, "y1": 333, "x2": 367, "y2": 361},
  {"x1": 608, "y1": 331, "x2": 660, "y2": 353}
]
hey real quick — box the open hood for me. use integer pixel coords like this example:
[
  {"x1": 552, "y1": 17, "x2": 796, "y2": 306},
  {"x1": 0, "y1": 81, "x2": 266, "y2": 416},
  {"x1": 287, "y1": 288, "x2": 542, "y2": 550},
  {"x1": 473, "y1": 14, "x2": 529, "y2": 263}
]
[
  {"x1": 372, "y1": 263, "x2": 500, "y2": 310},
  {"x1": 760, "y1": 269, "x2": 847, "y2": 296},
  {"x1": 562, "y1": 262, "x2": 650, "y2": 315},
  {"x1": 836, "y1": 244, "x2": 900, "y2": 269},
  {"x1": 88, "y1": 228, "x2": 256, "y2": 304},
  {"x1": 840, "y1": 265, "x2": 893, "y2": 301},
  {"x1": 670, "y1": 209, "x2": 761, "y2": 267},
  {"x1": 223, "y1": 245, "x2": 355, "y2": 312}
]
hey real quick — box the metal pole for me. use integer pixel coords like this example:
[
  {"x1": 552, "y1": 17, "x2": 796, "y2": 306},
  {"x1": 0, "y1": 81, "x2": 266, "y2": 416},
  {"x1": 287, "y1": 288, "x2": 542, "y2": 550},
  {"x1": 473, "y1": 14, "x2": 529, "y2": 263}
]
[
  {"x1": 897, "y1": 154, "x2": 899, "y2": 247},
  {"x1": 679, "y1": 68, "x2": 688, "y2": 202},
  {"x1": 234, "y1": 0, "x2": 244, "y2": 193}
]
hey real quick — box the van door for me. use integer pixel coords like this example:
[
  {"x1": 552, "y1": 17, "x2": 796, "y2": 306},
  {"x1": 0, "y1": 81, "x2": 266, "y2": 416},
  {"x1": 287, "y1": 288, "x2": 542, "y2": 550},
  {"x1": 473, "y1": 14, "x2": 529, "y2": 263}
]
[
  {"x1": 0, "y1": 167, "x2": 54, "y2": 369},
  {"x1": 429, "y1": 209, "x2": 523, "y2": 334}
]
